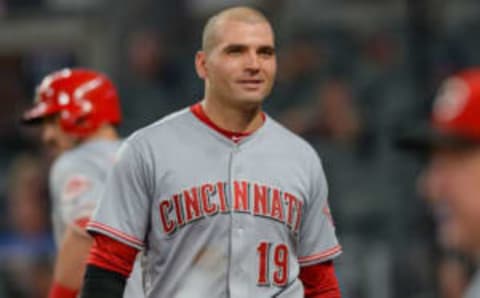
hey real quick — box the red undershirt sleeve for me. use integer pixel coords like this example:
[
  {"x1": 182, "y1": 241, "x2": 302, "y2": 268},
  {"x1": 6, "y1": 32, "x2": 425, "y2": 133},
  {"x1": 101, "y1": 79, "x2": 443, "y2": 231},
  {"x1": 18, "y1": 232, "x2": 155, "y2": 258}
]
[
  {"x1": 86, "y1": 233, "x2": 139, "y2": 277},
  {"x1": 299, "y1": 260, "x2": 342, "y2": 298}
]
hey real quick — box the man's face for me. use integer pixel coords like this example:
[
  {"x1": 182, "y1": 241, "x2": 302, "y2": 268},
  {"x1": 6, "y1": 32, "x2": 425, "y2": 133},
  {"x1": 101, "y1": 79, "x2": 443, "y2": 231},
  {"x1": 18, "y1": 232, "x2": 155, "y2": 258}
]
[
  {"x1": 420, "y1": 147, "x2": 480, "y2": 254},
  {"x1": 41, "y1": 115, "x2": 77, "y2": 158},
  {"x1": 196, "y1": 20, "x2": 277, "y2": 108}
]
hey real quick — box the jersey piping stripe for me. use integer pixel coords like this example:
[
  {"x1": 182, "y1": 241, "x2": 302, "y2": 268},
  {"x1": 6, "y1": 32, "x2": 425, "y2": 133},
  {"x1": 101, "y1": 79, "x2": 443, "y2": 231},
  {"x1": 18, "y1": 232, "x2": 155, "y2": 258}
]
[
  {"x1": 87, "y1": 221, "x2": 144, "y2": 247},
  {"x1": 190, "y1": 103, "x2": 265, "y2": 142},
  {"x1": 298, "y1": 244, "x2": 342, "y2": 264}
]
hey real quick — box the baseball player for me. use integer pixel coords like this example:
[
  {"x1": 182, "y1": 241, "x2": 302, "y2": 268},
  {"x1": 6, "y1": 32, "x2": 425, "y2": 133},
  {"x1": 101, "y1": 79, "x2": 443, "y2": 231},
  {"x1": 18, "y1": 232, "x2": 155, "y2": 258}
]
[
  {"x1": 21, "y1": 68, "x2": 143, "y2": 298},
  {"x1": 81, "y1": 6, "x2": 342, "y2": 298},
  {"x1": 398, "y1": 68, "x2": 480, "y2": 298}
]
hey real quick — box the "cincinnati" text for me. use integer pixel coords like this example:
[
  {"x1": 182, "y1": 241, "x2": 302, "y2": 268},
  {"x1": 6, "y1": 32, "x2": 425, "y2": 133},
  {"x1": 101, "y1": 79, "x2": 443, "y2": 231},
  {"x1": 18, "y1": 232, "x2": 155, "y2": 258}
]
[{"x1": 158, "y1": 180, "x2": 304, "y2": 235}]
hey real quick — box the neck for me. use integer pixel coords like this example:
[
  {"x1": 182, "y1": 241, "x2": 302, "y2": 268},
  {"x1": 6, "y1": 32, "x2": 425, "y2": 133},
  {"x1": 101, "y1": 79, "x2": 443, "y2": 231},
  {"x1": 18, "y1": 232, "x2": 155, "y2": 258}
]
[
  {"x1": 85, "y1": 125, "x2": 119, "y2": 142},
  {"x1": 201, "y1": 98, "x2": 264, "y2": 133}
]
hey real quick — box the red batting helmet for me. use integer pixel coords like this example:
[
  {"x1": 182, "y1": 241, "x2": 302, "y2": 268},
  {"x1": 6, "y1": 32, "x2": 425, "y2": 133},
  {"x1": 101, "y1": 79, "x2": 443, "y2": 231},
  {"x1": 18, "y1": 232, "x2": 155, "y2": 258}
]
[
  {"x1": 22, "y1": 68, "x2": 121, "y2": 138},
  {"x1": 398, "y1": 67, "x2": 480, "y2": 151}
]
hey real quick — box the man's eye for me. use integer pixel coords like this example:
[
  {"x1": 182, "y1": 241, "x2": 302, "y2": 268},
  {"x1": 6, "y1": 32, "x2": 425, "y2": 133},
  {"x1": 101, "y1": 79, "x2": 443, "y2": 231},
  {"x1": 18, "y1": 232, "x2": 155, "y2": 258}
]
[
  {"x1": 226, "y1": 47, "x2": 244, "y2": 54},
  {"x1": 258, "y1": 48, "x2": 275, "y2": 57}
]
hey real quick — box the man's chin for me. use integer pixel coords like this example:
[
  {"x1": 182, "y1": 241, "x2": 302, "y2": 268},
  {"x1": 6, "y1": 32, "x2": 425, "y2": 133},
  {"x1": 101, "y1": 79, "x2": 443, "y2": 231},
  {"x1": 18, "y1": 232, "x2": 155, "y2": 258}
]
[
  {"x1": 46, "y1": 146, "x2": 62, "y2": 159},
  {"x1": 238, "y1": 94, "x2": 267, "y2": 105}
]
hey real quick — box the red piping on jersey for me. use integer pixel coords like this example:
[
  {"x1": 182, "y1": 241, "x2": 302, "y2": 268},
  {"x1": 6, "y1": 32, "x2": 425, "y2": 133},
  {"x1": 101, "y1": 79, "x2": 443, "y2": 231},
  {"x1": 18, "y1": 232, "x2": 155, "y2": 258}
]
[
  {"x1": 298, "y1": 245, "x2": 342, "y2": 264},
  {"x1": 299, "y1": 260, "x2": 341, "y2": 298},
  {"x1": 88, "y1": 221, "x2": 144, "y2": 247},
  {"x1": 87, "y1": 233, "x2": 138, "y2": 277},
  {"x1": 190, "y1": 102, "x2": 265, "y2": 143}
]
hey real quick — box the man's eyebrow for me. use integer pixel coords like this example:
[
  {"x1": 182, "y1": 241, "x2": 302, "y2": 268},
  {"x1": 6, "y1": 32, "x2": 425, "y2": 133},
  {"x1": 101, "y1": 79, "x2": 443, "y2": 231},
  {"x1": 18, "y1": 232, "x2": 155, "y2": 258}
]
[
  {"x1": 222, "y1": 44, "x2": 247, "y2": 51},
  {"x1": 222, "y1": 44, "x2": 275, "y2": 52},
  {"x1": 257, "y1": 45, "x2": 275, "y2": 53}
]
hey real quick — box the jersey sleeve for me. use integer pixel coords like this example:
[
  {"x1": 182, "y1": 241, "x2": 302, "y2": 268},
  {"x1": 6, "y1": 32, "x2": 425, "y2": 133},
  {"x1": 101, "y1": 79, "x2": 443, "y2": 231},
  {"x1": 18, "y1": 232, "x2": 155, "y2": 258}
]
[
  {"x1": 297, "y1": 153, "x2": 342, "y2": 267},
  {"x1": 87, "y1": 139, "x2": 152, "y2": 250},
  {"x1": 50, "y1": 156, "x2": 101, "y2": 230}
]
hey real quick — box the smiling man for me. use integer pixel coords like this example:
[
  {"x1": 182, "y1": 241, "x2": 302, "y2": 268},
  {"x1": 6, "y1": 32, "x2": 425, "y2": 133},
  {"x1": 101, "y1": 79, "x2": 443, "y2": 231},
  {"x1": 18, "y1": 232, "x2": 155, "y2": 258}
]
[{"x1": 81, "y1": 6, "x2": 342, "y2": 298}]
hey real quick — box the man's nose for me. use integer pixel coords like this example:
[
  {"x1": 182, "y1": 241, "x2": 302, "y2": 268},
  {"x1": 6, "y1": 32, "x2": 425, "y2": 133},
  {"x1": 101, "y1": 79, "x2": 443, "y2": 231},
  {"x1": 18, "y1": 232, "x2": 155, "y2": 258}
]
[
  {"x1": 245, "y1": 52, "x2": 260, "y2": 71},
  {"x1": 42, "y1": 124, "x2": 56, "y2": 144}
]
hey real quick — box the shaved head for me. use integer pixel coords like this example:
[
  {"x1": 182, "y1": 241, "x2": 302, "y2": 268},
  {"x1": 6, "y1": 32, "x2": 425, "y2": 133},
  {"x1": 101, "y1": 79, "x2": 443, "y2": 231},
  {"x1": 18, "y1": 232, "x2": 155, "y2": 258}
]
[{"x1": 202, "y1": 6, "x2": 272, "y2": 54}]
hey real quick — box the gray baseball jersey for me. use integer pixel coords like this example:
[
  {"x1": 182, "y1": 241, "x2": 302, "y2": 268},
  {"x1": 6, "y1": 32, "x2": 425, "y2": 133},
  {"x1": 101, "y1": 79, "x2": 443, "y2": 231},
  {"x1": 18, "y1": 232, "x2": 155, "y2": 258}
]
[
  {"x1": 88, "y1": 106, "x2": 341, "y2": 298},
  {"x1": 49, "y1": 139, "x2": 144, "y2": 298},
  {"x1": 464, "y1": 269, "x2": 480, "y2": 298}
]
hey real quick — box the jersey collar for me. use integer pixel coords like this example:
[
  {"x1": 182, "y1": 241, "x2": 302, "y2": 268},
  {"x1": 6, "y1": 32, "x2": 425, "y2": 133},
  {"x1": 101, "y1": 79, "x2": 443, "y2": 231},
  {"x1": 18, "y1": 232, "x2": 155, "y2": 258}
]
[{"x1": 190, "y1": 102, "x2": 265, "y2": 143}]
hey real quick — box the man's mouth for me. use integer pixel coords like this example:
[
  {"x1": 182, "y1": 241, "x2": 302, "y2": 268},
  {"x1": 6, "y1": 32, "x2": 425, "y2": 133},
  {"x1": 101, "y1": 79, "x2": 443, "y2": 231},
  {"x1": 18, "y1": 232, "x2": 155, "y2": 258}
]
[{"x1": 237, "y1": 79, "x2": 264, "y2": 89}]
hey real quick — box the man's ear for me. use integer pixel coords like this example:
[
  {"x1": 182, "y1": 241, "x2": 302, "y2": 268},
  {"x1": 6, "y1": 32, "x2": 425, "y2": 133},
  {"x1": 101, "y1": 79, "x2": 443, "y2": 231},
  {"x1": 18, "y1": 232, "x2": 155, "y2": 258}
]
[{"x1": 195, "y1": 51, "x2": 207, "y2": 80}]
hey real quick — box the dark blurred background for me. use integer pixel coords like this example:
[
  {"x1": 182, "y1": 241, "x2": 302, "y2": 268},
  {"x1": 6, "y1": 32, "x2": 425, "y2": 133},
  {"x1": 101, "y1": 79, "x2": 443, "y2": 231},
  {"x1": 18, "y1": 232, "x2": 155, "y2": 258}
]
[{"x1": 1, "y1": 0, "x2": 479, "y2": 297}]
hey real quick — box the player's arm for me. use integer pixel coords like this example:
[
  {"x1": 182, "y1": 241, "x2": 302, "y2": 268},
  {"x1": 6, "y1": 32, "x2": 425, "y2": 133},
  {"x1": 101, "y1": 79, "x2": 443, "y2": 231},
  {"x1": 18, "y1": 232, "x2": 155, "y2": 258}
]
[
  {"x1": 48, "y1": 159, "x2": 100, "y2": 298},
  {"x1": 81, "y1": 139, "x2": 151, "y2": 296},
  {"x1": 81, "y1": 233, "x2": 139, "y2": 298},
  {"x1": 299, "y1": 260, "x2": 341, "y2": 298},
  {"x1": 298, "y1": 150, "x2": 342, "y2": 297},
  {"x1": 48, "y1": 225, "x2": 92, "y2": 298}
]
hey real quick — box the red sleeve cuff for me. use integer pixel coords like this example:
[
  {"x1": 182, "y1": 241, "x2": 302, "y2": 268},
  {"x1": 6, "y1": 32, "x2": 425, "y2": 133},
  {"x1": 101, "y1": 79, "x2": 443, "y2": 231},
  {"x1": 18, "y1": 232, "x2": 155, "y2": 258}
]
[
  {"x1": 299, "y1": 260, "x2": 341, "y2": 298},
  {"x1": 48, "y1": 282, "x2": 78, "y2": 298},
  {"x1": 87, "y1": 233, "x2": 139, "y2": 277}
]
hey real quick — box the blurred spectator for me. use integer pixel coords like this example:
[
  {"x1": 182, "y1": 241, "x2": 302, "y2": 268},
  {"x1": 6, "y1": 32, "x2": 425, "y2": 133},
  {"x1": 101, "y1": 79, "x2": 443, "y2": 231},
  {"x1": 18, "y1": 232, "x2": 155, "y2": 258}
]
[
  {"x1": 0, "y1": 153, "x2": 54, "y2": 298},
  {"x1": 127, "y1": 29, "x2": 181, "y2": 93},
  {"x1": 280, "y1": 78, "x2": 362, "y2": 143},
  {"x1": 118, "y1": 28, "x2": 184, "y2": 134},
  {"x1": 353, "y1": 31, "x2": 415, "y2": 141},
  {"x1": 0, "y1": 57, "x2": 27, "y2": 140},
  {"x1": 266, "y1": 35, "x2": 326, "y2": 116}
]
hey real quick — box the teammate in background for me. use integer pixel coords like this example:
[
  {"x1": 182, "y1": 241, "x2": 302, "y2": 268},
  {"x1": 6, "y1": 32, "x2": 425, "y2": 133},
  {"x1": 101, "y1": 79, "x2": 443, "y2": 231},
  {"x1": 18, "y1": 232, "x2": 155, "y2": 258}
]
[
  {"x1": 21, "y1": 68, "x2": 143, "y2": 298},
  {"x1": 398, "y1": 68, "x2": 480, "y2": 298},
  {"x1": 81, "y1": 6, "x2": 342, "y2": 298}
]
